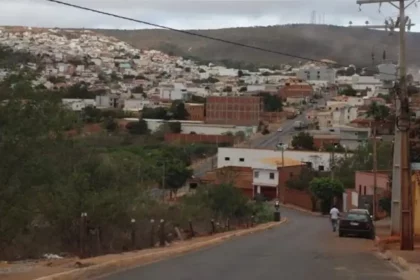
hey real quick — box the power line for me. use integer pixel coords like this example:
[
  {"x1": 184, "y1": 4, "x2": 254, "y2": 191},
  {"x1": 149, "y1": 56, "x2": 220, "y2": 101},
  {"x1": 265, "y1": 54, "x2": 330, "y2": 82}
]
[
  {"x1": 45, "y1": 0, "x2": 396, "y2": 76},
  {"x1": 44, "y1": 0, "x2": 340, "y2": 66}
]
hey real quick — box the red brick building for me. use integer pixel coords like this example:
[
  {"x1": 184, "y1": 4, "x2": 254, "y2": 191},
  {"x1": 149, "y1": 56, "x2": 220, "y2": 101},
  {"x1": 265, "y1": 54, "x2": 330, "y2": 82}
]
[
  {"x1": 278, "y1": 78, "x2": 313, "y2": 101},
  {"x1": 200, "y1": 164, "x2": 314, "y2": 211},
  {"x1": 205, "y1": 96, "x2": 263, "y2": 125},
  {"x1": 185, "y1": 103, "x2": 205, "y2": 121}
]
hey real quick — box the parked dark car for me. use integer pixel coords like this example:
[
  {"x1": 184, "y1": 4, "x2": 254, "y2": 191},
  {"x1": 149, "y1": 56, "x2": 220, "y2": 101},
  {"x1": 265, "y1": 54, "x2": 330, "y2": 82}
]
[{"x1": 338, "y1": 212, "x2": 375, "y2": 239}]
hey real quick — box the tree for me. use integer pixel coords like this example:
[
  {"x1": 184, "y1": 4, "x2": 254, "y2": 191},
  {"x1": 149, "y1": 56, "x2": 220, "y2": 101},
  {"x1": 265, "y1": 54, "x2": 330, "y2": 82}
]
[
  {"x1": 341, "y1": 86, "x2": 357, "y2": 96},
  {"x1": 81, "y1": 106, "x2": 103, "y2": 123},
  {"x1": 191, "y1": 95, "x2": 206, "y2": 103},
  {"x1": 62, "y1": 82, "x2": 96, "y2": 99},
  {"x1": 168, "y1": 122, "x2": 182, "y2": 133},
  {"x1": 170, "y1": 100, "x2": 189, "y2": 120},
  {"x1": 142, "y1": 107, "x2": 170, "y2": 120},
  {"x1": 103, "y1": 117, "x2": 118, "y2": 132},
  {"x1": 131, "y1": 85, "x2": 144, "y2": 93},
  {"x1": 309, "y1": 178, "x2": 344, "y2": 214},
  {"x1": 334, "y1": 141, "x2": 393, "y2": 188},
  {"x1": 286, "y1": 168, "x2": 316, "y2": 191},
  {"x1": 291, "y1": 132, "x2": 315, "y2": 150},
  {"x1": 366, "y1": 102, "x2": 390, "y2": 121},
  {"x1": 258, "y1": 92, "x2": 282, "y2": 112},
  {"x1": 223, "y1": 86, "x2": 232, "y2": 93},
  {"x1": 126, "y1": 119, "x2": 149, "y2": 135},
  {"x1": 239, "y1": 86, "x2": 247, "y2": 92}
]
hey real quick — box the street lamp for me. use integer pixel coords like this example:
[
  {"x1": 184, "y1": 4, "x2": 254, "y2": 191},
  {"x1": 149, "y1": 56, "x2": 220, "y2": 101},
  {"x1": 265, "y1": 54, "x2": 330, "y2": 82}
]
[{"x1": 274, "y1": 200, "x2": 281, "y2": 221}]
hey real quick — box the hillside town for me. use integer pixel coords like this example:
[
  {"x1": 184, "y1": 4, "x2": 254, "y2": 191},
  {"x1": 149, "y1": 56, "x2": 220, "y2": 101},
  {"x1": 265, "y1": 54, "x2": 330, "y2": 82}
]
[{"x1": 1, "y1": 22, "x2": 420, "y2": 280}]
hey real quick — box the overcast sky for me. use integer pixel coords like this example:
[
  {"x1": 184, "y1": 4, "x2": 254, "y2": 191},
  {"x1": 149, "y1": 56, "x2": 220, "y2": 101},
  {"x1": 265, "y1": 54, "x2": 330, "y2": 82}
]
[{"x1": 1, "y1": 0, "x2": 419, "y2": 31}]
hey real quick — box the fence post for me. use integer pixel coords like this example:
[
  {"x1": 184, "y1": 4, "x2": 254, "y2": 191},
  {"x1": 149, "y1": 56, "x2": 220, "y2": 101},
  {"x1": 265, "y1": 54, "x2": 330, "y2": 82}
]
[
  {"x1": 251, "y1": 215, "x2": 255, "y2": 227},
  {"x1": 96, "y1": 226, "x2": 101, "y2": 256},
  {"x1": 131, "y1": 218, "x2": 136, "y2": 250},
  {"x1": 150, "y1": 219, "x2": 155, "y2": 247},
  {"x1": 159, "y1": 219, "x2": 165, "y2": 247},
  {"x1": 226, "y1": 218, "x2": 230, "y2": 231},
  {"x1": 211, "y1": 219, "x2": 215, "y2": 234},
  {"x1": 188, "y1": 220, "x2": 195, "y2": 238},
  {"x1": 79, "y1": 212, "x2": 88, "y2": 259}
]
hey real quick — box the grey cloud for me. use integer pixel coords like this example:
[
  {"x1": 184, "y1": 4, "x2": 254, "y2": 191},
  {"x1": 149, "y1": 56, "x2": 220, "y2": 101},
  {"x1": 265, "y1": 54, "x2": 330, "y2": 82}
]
[{"x1": 0, "y1": 0, "x2": 418, "y2": 30}]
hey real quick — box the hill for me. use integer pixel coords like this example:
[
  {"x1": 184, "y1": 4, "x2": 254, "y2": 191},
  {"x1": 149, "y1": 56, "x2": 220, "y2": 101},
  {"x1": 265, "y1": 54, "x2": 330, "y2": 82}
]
[{"x1": 95, "y1": 24, "x2": 420, "y2": 69}]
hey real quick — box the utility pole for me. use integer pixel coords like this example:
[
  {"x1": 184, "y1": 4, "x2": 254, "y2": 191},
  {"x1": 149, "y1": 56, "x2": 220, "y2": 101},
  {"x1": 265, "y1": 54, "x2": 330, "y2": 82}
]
[
  {"x1": 372, "y1": 124, "x2": 378, "y2": 220},
  {"x1": 356, "y1": 0, "x2": 415, "y2": 250},
  {"x1": 331, "y1": 144, "x2": 336, "y2": 180}
]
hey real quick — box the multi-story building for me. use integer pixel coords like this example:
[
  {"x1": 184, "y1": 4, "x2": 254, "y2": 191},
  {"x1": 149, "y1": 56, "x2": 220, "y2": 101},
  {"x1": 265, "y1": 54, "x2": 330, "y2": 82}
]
[
  {"x1": 278, "y1": 78, "x2": 313, "y2": 101},
  {"x1": 185, "y1": 103, "x2": 205, "y2": 121},
  {"x1": 205, "y1": 96, "x2": 263, "y2": 126},
  {"x1": 297, "y1": 65, "x2": 336, "y2": 83}
]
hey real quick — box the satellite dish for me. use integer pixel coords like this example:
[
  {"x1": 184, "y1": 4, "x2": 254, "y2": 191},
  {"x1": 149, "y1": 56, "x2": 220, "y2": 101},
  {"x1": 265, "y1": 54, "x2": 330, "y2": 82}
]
[
  {"x1": 365, "y1": 21, "x2": 369, "y2": 25},
  {"x1": 349, "y1": 21, "x2": 353, "y2": 26}
]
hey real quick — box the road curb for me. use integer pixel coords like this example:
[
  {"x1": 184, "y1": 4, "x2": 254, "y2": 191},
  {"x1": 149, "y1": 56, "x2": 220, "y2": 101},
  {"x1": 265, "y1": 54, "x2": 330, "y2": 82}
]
[
  {"x1": 375, "y1": 236, "x2": 420, "y2": 276},
  {"x1": 280, "y1": 203, "x2": 324, "y2": 217},
  {"x1": 34, "y1": 219, "x2": 287, "y2": 280}
]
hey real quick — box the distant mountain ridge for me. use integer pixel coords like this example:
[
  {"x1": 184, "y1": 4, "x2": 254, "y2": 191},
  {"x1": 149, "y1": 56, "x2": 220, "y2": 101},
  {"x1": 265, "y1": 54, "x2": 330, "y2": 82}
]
[{"x1": 94, "y1": 24, "x2": 420, "y2": 69}]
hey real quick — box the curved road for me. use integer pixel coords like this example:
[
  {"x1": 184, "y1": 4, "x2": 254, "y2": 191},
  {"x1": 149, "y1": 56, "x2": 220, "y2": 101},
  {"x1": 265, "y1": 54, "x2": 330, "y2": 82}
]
[{"x1": 102, "y1": 209, "x2": 403, "y2": 280}]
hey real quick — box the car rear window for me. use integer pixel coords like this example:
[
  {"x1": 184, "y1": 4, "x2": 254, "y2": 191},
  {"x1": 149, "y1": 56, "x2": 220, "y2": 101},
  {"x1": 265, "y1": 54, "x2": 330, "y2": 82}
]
[{"x1": 345, "y1": 213, "x2": 368, "y2": 222}]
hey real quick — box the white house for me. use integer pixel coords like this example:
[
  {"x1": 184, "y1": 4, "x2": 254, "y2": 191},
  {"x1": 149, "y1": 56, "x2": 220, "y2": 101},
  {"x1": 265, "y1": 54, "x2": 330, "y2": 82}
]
[
  {"x1": 62, "y1": 98, "x2": 96, "y2": 111},
  {"x1": 297, "y1": 65, "x2": 336, "y2": 83},
  {"x1": 123, "y1": 99, "x2": 151, "y2": 112},
  {"x1": 217, "y1": 147, "x2": 345, "y2": 172}
]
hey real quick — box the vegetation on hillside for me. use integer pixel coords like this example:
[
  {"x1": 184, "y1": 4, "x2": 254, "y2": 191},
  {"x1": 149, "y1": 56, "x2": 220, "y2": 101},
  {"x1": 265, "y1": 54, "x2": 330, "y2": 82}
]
[
  {"x1": 0, "y1": 71, "x2": 270, "y2": 260},
  {"x1": 95, "y1": 24, "x2": 418, "y2": 68}
]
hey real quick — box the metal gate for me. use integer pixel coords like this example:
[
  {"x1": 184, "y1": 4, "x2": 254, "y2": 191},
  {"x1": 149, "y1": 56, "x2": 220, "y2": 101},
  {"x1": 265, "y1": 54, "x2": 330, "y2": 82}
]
[{"x1": 358, "y1": 195, "x2": 373, "y2": 214}]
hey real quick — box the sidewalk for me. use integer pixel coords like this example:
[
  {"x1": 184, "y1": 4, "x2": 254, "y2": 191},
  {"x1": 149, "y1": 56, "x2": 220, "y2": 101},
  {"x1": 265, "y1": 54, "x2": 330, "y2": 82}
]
[
  {"x1": 374, "y1": 218, "x2": 420, "y2": 276},
  {"x1": 1, "y1": 220, "x2": 287, "y2": 280}
]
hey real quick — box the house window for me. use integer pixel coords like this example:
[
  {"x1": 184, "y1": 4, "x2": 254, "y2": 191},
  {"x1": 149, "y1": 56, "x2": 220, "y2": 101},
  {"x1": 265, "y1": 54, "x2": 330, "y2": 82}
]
[
  {"x1": 225, "y1": 157, "x2": 230, "y2": 161},
  {"x1": 239, "y1": 158, "x2": 245, "y2": 162},
  {"x1": 269, "y1": 172, "x2": 275, "y2": 179},
  {"x1": 318, "y1": 165, "x2": 325, "y2": 171},
  {"x1": 254, "y1": 171, "x2": 259, "y2": 178}
]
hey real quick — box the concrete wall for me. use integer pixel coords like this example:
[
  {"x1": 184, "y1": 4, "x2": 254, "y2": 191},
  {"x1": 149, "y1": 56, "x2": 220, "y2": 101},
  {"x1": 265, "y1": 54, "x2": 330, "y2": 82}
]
[
  {"x1": 284, "y1": 188, "x2": 313, "y2": 211},
  {"x1": 355, "y1": 171, "x2": 390, "y2": 195},
  {"x1": 164, "y1": 133, "x2": 234, "y2": 145},
  {"x1": 253, "y1": 168, "x2": 279, "y2": 187},
  {"x1": 217, "y1": 147, "x2": 345, "y2": 171}
]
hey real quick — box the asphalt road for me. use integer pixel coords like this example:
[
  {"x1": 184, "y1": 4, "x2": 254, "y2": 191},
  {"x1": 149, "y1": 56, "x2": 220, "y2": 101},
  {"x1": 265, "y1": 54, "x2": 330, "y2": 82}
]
[
  {"x1": 102, "y1": 208, "x2": 403, "y2": 280},
  {"x1": 193, "y1": 110, "x2": 308, "y2": 177},
  {"x1": 193, "y1": 98, "x2": 327, "y2": 177}
]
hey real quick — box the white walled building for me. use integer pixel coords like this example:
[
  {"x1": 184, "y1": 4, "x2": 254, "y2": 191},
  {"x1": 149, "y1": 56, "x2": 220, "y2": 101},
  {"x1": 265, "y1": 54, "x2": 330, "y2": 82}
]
[
  {"x1": 217, "y1": 147, "x2": 345, "y2": 172},
  {"x1": 140, "y1": 119, "x2": 257, "y2": 136},
  {"x1": 62, "y1": 98, "x2": 96, "y2": 111},
  {"x1": 123, "y1": 99, "x2": 151, "y2": 112},
  {"x1": 297, "y1": 65, "x2": 336, "y2": 83}
]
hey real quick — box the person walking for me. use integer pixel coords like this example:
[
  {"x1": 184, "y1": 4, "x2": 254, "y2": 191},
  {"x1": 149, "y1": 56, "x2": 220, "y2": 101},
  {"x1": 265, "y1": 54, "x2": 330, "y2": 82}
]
[{"x1": 329, "y1": 205, "x2": 340, "y2": 232}]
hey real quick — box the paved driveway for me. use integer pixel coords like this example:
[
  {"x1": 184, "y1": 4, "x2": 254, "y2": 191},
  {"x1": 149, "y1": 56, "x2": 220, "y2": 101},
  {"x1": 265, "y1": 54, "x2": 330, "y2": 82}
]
[{"x1": 102, "y1": 209, "x2": 403, "y2": 280}]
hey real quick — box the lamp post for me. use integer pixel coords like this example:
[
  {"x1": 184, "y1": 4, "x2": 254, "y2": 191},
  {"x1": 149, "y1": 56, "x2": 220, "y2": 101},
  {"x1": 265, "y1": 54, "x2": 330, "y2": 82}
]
[
  {"x1": 274, "y1": 200, "x2": 281, "y2": 221},
  {"x1": 276, "y1": 142, "x2": 286, "y2": 202},
  {"x1": 330, "y1": 143, "x2": 338, "y2": 180}
]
